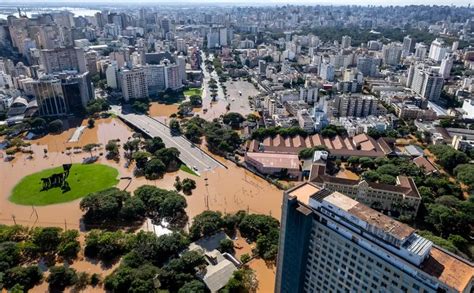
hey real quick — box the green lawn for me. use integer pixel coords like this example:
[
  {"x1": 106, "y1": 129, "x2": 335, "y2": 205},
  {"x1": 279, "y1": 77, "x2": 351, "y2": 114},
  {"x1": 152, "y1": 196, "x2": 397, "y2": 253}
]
[
  {"x1": 10, "y1": 164, "x2": 119, "y2": 206},
  {"x1": 179, "y1": 164, "x2": 199, "y2": 176},
  {"x1": 183, "y1": 87, "x2": 202, "y2": 98}
]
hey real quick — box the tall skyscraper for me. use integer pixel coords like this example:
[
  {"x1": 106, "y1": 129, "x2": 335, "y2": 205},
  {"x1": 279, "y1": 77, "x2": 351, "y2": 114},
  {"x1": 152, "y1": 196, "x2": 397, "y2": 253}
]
[
  {"x1": 356, "y1": 56, "x2": 377, "y2": 77},
  {"x1": 382, "y1": 43, "x2": 402, "y2": 66},
  {"x1": 402, "y1": 35, "x2": 415, "y2": 57},
  {"x1": 341, "y1": 35, "x2": 351, "y2": 49},
  {"x1": 429, "y1": 38, "x2": 448, "y2": 62},
  {"x1": 120, "y1": 68, "x2": 148, "y2": 101},
  {"x1": 440, "y1": 54, "x2": 454, "y2": 79},
  {"x1": 40, "y1": 47, "x2": 86, "y2": 74},
  {"x1": 415, "y1": 43, "x2": 428, "y2": 59},
  {"x1": 410, "y1": 65, "x2": 444, "y2": 102},
  {"x1": 177, "y1": 55, "x2": 186, "y2": 83},
  {"x1": 275, "y1": 183, "x2": 474, "y2": 293},
  {"x1": 319, "y1": 62, "x2": 334, "y2": 82}
]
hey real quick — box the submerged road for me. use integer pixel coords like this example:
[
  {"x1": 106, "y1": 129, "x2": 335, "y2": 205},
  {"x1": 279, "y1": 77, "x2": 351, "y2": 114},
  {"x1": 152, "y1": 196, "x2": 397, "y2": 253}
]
[{"x1": 118, "y1": 112, "x2": 224, "y2": 173}]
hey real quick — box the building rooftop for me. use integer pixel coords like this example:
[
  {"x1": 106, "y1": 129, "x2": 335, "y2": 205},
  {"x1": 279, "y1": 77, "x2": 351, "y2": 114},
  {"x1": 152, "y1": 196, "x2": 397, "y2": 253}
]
[
  {"x1": 246, "y1": 152, "x2": 300, "y2": 170},
  {"x1": 421, "y1": 246, "x2": 474, "y2": 292},
  {"x1": 323, "y1": 192, "x2": 415, "y2": 241},
  {"x1": 287, "y1": 182, "x2": 321, "y2": 205}
]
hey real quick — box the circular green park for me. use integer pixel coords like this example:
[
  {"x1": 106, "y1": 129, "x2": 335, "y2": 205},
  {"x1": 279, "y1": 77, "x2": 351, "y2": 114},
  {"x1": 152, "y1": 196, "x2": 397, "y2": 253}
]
[{"x1": 10, "y1": 164, "x2": 119, "y2": 206}]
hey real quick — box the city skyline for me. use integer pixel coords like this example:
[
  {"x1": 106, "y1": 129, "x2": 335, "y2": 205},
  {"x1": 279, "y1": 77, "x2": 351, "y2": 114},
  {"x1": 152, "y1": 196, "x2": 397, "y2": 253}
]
[{"x1": 0, "y1": 0, "x2": 472, "y2": 7}]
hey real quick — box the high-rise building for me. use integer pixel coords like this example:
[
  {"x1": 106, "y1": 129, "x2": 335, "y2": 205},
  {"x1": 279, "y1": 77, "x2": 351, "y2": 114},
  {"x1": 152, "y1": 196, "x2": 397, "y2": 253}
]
[
  {"x1": 410, "y1": 65, "x2": 444, "y2": 102},
  {"x1": 319, "y1": 62, "x2": 334, "y2": 82},
  {"x1": 440, "y1": 54, "x2": 454, "y2": 79},
  {"x1": 341, "y1": 35, "x2": 351, "y2": 49},
  {"x1": 161, "y1": 18, "x2": 171, "y2": 34},
  {"x1": 402, "y1": 35, "x2": 415, "y2": 57},
  {"x1": 23, "y1": 72, "x2": 93, "y2": 116},
  {"x1": 177, "y1": 55, "x2": 186, "y2": 83},
  {"x1": 176, "y1": 38, "x2": 187, "y2": 54},
  {"x1": 164, "y1": 63, "x2": 182, "y2": 90},
  {"x1": 382, "y1": 43, "x2": 402, "y2": 66},
  {"x1": 275, "y1": 183, "x2": 474, "y2": 293},
  {"x1": 106, "y1": 61, "x2": 118, "y2": 89},
  {"x1": 120, "y1": 68, "x2": 148, "y2": 101},
  {"x1": 415, "y1": 43, "x2": 428, "y2": 59},
  {"x1": 40, "y1": 47, "x2": 86, "y2": 74},
  {"x1": 357, "y1": 56, "x2": 377, "y2": 77},
  {"x1": 207, "y1": 29, "x2": 220, "y2": 49},
  {"x1": 144, "y1": 64, "x2": 166, "y2": 95},
  {"x1": 334, "y1": 94, "x2": 378, "y2": 117},
  {"x1": 429, "y1": 38, "x2": 448, "y2": 62}
]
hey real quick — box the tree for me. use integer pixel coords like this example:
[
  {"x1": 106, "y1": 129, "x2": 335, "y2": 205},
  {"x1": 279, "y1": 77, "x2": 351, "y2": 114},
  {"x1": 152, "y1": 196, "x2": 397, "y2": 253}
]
[
  {"x1": 32, "y1": 227, "x2": 62, "y2": 255},
  {"x1": 218, "y1": 238, "x2": 235, "y2": 254},
  {"x1": 178, "y1": 102, "x2": 193, "y2": 116},
  {"x1": 120, "y1": 197, "x2": 146, "y2": 221},
  {"x1": 240, "y1": 253, "x2": 251, "y2": 264},
  {"x1": 362, "y1": 170, "x2": 379, "y2": 182},
  {"x1": 181, "y1": 178, "x2": 196, "y2": 195},
  {"x1": 222, "y1": 267, "x2": 258, "y2": 293},
  {"x1": 82, "y1": 143, "x2": 99, "y2": 157},
  {"x1": 30, "y1": 118, "x2": 47, "y2": 132},
  {"x1": 85, "y1": 230, "x2": 131, "y2": 261},
  {"x1": 155, "y1": 147, "x2": 181, "y2": 169},
  {"x1": 88, "y1": 118, "x2": 95, "y2": 128},
  {"x1": 170, "y1": 119, "x2": 181, "y2": 135},
  {"x1": 178, "y1": 280, "x2": 207, "y2": 293},
  {"x1": 184, "y1": 123, "x2": 204, "y2": 143},
  {"x1": 428, "y1": 145, "x2": 469, "y2": 173},
  {"x1": 379, "y1": 174, "x2": 396, "y2": 185},
  {"x1": 376, "y1": 164, "x2": 400, "y2": 177},
  {"x1": 47, "y1": 266, "x2": 78, "y2": 291},
  {"x1": 189, "y1": 211, "x2": 224, "y2": 240},
  {"x1": 58, "y1": 230, "x2": 80, "y2": 260},
  {"x1": 144, "y1": 158, "x2": 167, "y2": 179},
  {"x1": 133, "y1": 151, "x2": 151, "y2": 170},
  {"x1": 454, "y1": 164, "x2": 474, "y2": 189},
  {"x1": 143, "y1": 137, "x2": 165, "y2": 153},
  {"x1": 48, "y1": 119, "x2": 63, "y2": 133},
  {"x1": 238, "y1": 214, "x2": 279, "y2": 242},
  {"x1": 3, "y1": 265, "x2": 43, "y2": 290},
  {"x1": 0, "y1": 241, "x2": 21, "y2": 270},
  {"x1": 189, "y1": 95, "x2": 202, "y2": 106},
  {"x1": 80, "y1": 188, "x2": 134, "y2": 223},
  {"x1": 223, "y1": 112, "x2": 245, "y2": 128},
  {"x1": 105, "y1": 140, "x2": 120, "y2": 160}
]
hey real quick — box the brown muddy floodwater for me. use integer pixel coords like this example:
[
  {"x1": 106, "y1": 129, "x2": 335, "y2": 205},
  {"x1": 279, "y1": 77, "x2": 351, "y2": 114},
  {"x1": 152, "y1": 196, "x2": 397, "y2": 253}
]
[
  {"x1": 0, "y1": 117, "x2": 283, "y2": 228},
  {"x1": 0, "y1": 117, "x2": 282, "y2": 291},
  {"x1": 149, "y1": 102, "x2": 179, "y2": 118}
]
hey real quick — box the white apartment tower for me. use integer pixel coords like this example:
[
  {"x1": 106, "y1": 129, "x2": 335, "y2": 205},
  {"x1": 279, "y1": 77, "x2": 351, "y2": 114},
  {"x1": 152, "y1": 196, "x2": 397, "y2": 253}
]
[
  {"x1": 440, "y1": 54, "x2": 454, "y2": 79},
  {"x1": 120, "y1": 68, "x2": 148, "y2": 101},
  {"x1": 429, "y1": 38, "x2": 448, "y2": 62}
]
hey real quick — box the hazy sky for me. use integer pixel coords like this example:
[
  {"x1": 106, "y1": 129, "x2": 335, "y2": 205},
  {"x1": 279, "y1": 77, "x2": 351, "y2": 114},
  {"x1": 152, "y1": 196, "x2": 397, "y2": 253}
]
[{"x1": 1, "y1": 0, "x2": 472, "y2": 6}]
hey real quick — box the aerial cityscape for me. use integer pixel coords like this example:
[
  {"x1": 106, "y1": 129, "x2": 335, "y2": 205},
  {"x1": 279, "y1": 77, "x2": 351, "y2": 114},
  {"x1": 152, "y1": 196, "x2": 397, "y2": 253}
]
[{"x1": 0, "y1": 2, "x2": 473, "y2": 292}]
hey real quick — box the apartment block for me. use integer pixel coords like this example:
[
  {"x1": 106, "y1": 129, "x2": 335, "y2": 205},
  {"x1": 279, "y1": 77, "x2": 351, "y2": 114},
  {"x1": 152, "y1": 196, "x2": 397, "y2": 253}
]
[{"x1": 275, "y1": 183, "x2": 474, "y2": 293}]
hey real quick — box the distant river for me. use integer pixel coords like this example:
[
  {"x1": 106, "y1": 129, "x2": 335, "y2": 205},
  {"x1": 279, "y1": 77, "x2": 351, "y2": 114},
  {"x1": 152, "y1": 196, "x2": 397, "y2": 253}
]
[{"x1": 0, "y1": 7, "x2": 100, "y2": 20}]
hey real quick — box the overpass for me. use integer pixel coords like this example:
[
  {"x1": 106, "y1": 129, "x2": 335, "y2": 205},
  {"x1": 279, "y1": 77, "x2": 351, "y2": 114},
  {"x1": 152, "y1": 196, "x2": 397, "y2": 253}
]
[{"x1": 118, "y1": 113, "x2": 225, "y2": 173}]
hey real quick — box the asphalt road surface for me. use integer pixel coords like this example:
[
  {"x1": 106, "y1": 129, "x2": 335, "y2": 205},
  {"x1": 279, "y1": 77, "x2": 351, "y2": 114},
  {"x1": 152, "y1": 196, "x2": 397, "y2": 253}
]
[{"x1": 119, "y1": 113, "x2": 224, "y2": 173}]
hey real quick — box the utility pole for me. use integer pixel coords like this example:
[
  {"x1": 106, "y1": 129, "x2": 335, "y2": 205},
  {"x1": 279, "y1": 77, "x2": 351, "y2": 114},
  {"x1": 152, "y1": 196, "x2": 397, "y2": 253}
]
[
  {"x1": 64, "y1": 219, "x2": 67, "y2": 230},
  {"x1": 11, "y1": 215, "x2": 16, "y2": 225}
]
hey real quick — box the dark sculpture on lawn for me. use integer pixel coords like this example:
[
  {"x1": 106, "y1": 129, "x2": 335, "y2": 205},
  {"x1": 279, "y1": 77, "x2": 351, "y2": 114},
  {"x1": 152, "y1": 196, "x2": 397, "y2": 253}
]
[{"x1": 40, "y1": 164, "x2": 73, "y2": 192}]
